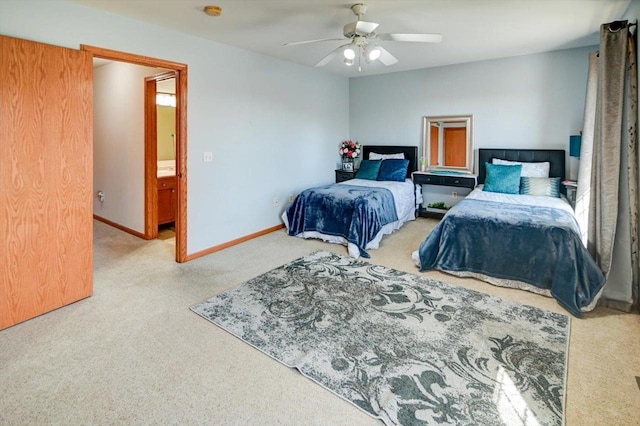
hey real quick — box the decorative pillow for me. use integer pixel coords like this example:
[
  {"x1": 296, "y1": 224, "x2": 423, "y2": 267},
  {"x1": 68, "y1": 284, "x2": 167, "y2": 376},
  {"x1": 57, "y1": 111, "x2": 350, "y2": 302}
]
[
  {"x1": 520, "y1": 177, "x2": 561, "y2": 197},
  {"x1": 492, "y1": 158, "x2": 550, "y2": 178},
  {"x1": 377, "y1": 159, "x2": 409, "y2": 182},
  {"x1": 369, "y1": 152, "x2": 405, "y2": 160},
  {"x1": 483, "y1": 163, "x2": 522, "y2": 194},
  {"x1": 355, "y1": 160, "x2": 382, "y2": 180}
]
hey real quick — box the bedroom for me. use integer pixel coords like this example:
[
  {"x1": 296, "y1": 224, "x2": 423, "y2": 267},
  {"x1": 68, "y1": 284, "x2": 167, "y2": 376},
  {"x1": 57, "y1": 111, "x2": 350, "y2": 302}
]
[{"x1": 1, "y1": 0, "x2": 639, "y2": 424}]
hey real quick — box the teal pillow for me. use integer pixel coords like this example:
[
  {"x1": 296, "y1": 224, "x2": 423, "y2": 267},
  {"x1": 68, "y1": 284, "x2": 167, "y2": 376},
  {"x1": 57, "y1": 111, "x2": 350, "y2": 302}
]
[
  {"x1": 520, "y1": 177, "x2": 561, "y2": 197},
  {"x1": 355, "y1": 160, "x2": 382, "y2": 180},
  {"x1": 484, "y1": 163, "x2": 522, "y2": 194},
  {"x1": 377, "y1": 159, "x2": 409, "y2": 182}
]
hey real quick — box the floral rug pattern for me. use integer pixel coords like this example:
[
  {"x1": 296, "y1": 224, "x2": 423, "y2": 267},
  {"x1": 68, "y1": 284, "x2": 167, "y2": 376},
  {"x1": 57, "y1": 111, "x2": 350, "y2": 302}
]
[{"x1": 192, "y1": 251, "x2": 569, "y2": 425}]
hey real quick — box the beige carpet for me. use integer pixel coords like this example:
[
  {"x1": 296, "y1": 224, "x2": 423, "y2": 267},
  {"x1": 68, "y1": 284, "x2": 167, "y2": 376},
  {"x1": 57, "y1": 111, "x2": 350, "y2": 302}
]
[{"x1": 0, "y1": 218, "x2": 638, "y2": 425}]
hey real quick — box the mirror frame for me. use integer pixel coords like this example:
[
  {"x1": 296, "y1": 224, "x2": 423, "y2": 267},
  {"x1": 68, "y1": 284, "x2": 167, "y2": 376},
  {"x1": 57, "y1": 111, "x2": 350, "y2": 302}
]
[{"x1": 422, "y1": 115, "x2": 474, "y2": 174}]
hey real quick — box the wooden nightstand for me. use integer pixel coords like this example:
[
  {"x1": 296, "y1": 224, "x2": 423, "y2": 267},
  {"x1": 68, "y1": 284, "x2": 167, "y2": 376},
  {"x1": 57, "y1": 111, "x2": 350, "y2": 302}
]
[{"x1": 335, "y1": 169, "x2": 357, "y2": 183}]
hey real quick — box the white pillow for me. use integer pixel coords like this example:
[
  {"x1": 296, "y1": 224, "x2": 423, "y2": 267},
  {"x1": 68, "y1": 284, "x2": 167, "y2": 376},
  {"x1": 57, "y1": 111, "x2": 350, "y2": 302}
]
[
  {"x1": 369, "y1": 152, "x2": 405, "y2": 160},
  {"x1": 492, "y1": 158, "x2": 550, "y2": 178}
]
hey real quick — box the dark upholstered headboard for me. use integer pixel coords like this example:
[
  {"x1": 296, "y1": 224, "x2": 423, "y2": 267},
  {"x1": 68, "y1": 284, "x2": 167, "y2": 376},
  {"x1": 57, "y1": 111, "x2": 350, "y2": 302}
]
[
  {"x1": 478, "y1": 149, "x2": 566, "y2": 186},
  {"x1": 362, "y1": 145, "x2": 418, "y2": 179}
]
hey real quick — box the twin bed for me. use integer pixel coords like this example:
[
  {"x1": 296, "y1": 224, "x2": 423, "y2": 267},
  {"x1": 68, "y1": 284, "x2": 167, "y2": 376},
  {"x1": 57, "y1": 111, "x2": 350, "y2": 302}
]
[
  {"x1": 414, "y1": 149, "x2": 605, "y2": 317},
  {"x1": 283, "y1": 145, "x2": 418, "y2": 258},
  {"x1": 284, "y1": 146, "x2": 605, "y2": 317}
]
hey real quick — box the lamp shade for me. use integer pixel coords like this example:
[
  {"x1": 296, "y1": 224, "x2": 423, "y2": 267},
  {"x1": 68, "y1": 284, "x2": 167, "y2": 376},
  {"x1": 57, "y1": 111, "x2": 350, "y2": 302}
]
[
  {"x1": 343, "y1": 47, "x2": 356, "y2": 60},
  {"x1": 569, "y1": 135, "x2": 581, "y2": 157},
  {"x1": 365, "y1": 45, "x2": 381, "y2": 61}
]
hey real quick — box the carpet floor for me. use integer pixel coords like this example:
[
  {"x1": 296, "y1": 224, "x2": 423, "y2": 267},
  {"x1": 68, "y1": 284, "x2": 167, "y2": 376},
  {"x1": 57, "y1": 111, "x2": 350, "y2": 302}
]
[{"x1": 0, "y1": 218, "x2": 638, "y2": 425}]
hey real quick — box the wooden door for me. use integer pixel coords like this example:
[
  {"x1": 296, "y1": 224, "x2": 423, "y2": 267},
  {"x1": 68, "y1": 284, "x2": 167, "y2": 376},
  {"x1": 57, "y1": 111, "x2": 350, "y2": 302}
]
[
  {"x1": 429, "y1": 124, "x2": 439, "y2": 166},
  {"x1": 0, "y1": 36, "x2": 93, "y2": 330},
  {"x1": 444, "y1": 127, "x2": 467, "y2": 167}
]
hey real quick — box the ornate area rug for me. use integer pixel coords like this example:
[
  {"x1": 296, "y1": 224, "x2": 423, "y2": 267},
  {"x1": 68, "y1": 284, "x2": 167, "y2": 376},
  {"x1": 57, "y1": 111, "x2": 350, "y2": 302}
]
[{"x1": 191, "y1": 251, "x2": 570, "y2": 425}]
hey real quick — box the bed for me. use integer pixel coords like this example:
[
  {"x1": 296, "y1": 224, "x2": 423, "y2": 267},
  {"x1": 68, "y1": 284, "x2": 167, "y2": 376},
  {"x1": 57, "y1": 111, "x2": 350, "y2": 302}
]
[
  {"x1": 283, "y1": 145, "x2": 418, "y2": 259},
  {"x1": 413, "y1": 148, "x2": 605, "y2": 317}
]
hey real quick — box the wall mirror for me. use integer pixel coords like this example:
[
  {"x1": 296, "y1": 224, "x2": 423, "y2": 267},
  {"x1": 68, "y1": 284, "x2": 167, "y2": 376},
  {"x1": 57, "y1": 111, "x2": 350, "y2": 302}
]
[{"x1": 422, "y1": 115, "x2": 473, "y2": 174}]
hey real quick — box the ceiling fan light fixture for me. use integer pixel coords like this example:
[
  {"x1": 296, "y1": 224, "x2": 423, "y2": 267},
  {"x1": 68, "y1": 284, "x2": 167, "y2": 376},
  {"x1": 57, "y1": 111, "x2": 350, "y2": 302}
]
[
  {"x1": 285, "y1": 4, "x2": 439, "y2": 70},
  {"x1": 367, "y1": 45, "x2": 381, "y2": 61},
  {"x1": 343, "y1": 47, "x2": 356, "y2": 60}
]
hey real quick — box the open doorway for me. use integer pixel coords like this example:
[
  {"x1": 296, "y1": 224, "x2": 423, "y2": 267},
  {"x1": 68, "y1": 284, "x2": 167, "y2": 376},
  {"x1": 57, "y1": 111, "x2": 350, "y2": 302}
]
[
  {"x1": 145, "y1": 72, "x2": 177, "y2": 241},
  {"x1": 82, "y1": 44, "x2": 188, "y2": 263}
]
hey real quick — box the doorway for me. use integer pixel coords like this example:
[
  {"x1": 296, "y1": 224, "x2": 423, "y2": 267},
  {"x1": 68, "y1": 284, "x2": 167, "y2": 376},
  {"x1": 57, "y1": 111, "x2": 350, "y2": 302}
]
[
  {"x1": 145, "y1": 72, "x2": 177, "y2": 241},
  {"x1": 82, "y1": 45, "x2": 188, "y2": 263}
]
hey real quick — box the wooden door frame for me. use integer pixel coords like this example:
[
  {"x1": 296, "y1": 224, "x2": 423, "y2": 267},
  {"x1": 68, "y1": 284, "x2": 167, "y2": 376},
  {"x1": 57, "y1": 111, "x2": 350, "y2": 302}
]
[
  {"x1": 144, "y1": 71, "x2": 175, "y2": 241},
  {"x1": 81, "y1": 45, "x2": 188, "y2": 263}
]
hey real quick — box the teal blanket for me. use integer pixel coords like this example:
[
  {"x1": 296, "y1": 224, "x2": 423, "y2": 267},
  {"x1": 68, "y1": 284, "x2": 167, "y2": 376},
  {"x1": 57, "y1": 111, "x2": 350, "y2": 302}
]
[
  {"x1": 418, "y1": 198, "x2": 605, "y2": 317},
  {"x1": 286, "y1": 184, "x2": 398, "y2": 258}
]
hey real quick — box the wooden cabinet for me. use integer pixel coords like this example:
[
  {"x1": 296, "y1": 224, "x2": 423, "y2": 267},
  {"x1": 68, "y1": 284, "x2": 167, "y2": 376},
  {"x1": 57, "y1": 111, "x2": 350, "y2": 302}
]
[
  {"x1": 335, "y1": 169, "x2": 358, "y2": 183},
  {"x1": 1, "y1": 36, "x2": 93, "y2": 330},
  {"x1": 157, "y1": 176, "x2": 176, "y2": 225}
]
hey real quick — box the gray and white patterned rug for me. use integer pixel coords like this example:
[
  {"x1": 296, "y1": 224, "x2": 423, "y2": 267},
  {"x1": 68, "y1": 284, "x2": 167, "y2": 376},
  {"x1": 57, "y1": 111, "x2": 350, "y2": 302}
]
[{"x1": 192, "y1": 251, "x2": 569, "y2": 425}]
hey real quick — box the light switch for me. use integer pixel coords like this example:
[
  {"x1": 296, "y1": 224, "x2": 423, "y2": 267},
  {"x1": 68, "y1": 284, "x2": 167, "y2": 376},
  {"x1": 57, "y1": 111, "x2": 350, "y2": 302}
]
[{"x1": 203, "y1": 152, "x2": 213, "y2": 162}]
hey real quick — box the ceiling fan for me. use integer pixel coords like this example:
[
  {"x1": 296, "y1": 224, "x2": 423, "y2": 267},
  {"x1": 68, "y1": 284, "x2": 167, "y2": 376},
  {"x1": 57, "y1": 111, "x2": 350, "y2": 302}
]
[{"x1": 284, "y1": 3, "x2": 442, "y2": 71}]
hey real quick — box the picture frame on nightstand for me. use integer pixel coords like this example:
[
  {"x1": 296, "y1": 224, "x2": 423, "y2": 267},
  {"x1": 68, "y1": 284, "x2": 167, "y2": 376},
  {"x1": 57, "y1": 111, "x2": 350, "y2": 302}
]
[{"x1": 342, "y1": 162, "x2": 354, "y2": 172}]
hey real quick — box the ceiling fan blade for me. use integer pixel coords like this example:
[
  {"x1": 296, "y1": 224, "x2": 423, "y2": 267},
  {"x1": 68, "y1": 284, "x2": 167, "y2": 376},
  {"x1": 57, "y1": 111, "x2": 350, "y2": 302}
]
[
  {"x1": 377, "y1": 46, "x2": 398, "y2": 66},
  {"x1": 284, "y1": 38, "x2": 344, "y2": 47},
  {"x1": 377, "y1": 33, "x2": 443, "y2": 43},
  {"x1": 355, "y1": 21, "x2": 379, "y2": 35},
  {"x1": 315, "y1": 43, "x2": 351, "y2": 67}
]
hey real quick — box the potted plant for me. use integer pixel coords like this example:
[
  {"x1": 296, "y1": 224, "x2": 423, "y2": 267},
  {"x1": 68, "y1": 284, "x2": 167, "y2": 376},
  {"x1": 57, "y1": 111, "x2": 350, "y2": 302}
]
[
  {"x1": 419, "y1": 157, "x2": 427, "y2": 172},
  {"x1": 427, "y1": 201, "x2": 450, "y2": 213}
]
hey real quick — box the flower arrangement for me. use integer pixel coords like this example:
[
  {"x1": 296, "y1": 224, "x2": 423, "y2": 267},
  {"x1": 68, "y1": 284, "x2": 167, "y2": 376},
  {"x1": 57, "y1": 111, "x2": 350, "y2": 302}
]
[{"x1": 340, "y1": 140, "x2": 361, "y2": 161}]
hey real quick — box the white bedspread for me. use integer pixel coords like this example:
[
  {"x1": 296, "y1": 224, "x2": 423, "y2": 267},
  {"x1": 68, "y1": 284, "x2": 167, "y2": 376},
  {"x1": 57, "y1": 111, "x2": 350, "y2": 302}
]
[{"x1": 467, "y1": 186, "x2": 574, "y2": 216}]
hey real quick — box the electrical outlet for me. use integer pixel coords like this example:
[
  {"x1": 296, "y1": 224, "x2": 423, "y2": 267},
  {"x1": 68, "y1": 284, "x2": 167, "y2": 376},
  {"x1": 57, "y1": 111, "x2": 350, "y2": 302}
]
[
  {"x1": 452, "y1": 191, "x2": 458, "y2": 199},
  {"x1": 288, "y1": 194, "x2": 295, "y2": 203},
  {"x1": 273, "y1": 197, "x2": 279, "y2": 207},
  {"x1": 203, "y1": 151, "x2": 213, "y2": 162}
]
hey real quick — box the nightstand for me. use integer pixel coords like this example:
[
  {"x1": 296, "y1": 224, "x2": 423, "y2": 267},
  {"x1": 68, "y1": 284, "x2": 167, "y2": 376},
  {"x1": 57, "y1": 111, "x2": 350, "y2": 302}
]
[
  {"x1": 335, "y1": 169, "x2": 357, "y2": 183},
  {"x1": 562, "y1": 181, "x2": 577, "y2": 209}
]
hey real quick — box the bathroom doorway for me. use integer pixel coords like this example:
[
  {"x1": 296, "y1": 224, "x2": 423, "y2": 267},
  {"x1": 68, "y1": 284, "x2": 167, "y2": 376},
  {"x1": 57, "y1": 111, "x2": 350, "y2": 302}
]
[
  {"x1": 145, "y1": 73, "x2": 177, "y2": 241},
  {"x1": 82, "y1": 44, "x2": 188, "y2": 263}
]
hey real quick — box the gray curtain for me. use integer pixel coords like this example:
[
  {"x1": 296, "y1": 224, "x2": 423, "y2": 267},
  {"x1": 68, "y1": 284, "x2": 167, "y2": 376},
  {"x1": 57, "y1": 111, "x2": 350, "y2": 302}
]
[
  {"x1": 627, "y1": 29, "x2": 639, "y2": 309},
  {"x1": 575, "y1": 52, "x2": 598, "y2": 244},
  {"x1": 582, "y1": 21, "x2": 639, "y2": 311}
]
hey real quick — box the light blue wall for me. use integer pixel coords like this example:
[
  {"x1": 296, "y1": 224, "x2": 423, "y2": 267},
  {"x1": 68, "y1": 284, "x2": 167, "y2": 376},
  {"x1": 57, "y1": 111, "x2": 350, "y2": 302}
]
[
  {"x1": 349, "y1": 47, "x2": 594, "y2": 209},
  {"x1": 349, "y1": 46, "x2": 595, "y2": 172},
  {"x1": 0, "y1": 0, "x2": 349, "y2": 255}
]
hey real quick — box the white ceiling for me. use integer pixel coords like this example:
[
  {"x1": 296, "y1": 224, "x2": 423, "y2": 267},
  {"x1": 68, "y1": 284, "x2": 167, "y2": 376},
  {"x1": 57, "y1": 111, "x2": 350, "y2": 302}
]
[{"x1": 71, "y1": 0, "x2": 633, "y2": 77}]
